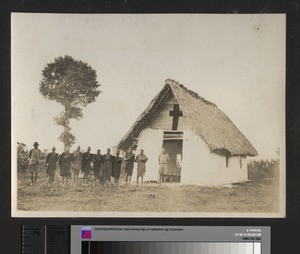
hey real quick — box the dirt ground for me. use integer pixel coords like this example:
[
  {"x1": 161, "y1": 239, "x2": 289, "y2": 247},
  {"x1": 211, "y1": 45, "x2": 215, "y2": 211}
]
[{"x1": 17, "y1": 171, "x2": 279, "y2": 213}]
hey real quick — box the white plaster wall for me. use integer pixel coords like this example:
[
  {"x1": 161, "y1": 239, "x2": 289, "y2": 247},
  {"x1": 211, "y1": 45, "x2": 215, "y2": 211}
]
[
  {"x1": 218, "y1": 155, "x2": 248, "y2": 184},
  {"x1": 131, "y1": 129, "x2": 248, "y2": 185},
  {"x1": 133, "y1": 128, "x2": 163, "y2": 182},
  {"x1": 181, "y1": 130, "x2": 248, "y2": 185},
  {"x1": 180, "y1": 130, "x2": 212, "y2": 185}
]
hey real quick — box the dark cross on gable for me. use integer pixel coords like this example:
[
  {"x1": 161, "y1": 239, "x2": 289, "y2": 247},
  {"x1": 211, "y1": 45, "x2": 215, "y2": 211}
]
[{"x1": 169, "y1": 104, "x2": 183, "y2": 130}]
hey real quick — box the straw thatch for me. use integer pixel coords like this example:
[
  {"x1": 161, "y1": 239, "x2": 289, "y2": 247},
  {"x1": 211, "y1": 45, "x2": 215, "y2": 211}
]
[{"x1": 117, "y1": 79, "x2": 258, "y2": 157}]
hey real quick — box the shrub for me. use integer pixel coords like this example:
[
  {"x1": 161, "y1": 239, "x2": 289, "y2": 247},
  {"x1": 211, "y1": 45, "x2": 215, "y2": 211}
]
[
  {"x1": 248, "y1": 149, "x2": 280, "y2": 180},
  {"x1": 17, "y1": 142, "x2": 28, "y2": 172}
]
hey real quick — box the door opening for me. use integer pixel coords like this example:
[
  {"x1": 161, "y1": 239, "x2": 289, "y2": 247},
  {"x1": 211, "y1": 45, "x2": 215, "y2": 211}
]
[{"x1": 162, "y1": 139, "x2": 183, "y2": 183}]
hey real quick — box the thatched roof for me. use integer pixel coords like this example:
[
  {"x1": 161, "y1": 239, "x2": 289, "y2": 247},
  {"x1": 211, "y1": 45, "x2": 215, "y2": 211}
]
[{"x1": 117, "y1": 79, "x2": 258, "y2": 157}]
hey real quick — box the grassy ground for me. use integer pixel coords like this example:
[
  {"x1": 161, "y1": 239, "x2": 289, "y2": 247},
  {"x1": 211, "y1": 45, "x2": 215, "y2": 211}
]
[{"x1": 17, "y1": 171, "x2": 279, "y2": 213}]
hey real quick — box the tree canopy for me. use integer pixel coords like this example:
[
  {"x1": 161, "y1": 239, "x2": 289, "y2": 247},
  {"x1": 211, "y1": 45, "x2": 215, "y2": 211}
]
[{"x1": 39, "y1": 55, "x2": 101, "y2": 149}]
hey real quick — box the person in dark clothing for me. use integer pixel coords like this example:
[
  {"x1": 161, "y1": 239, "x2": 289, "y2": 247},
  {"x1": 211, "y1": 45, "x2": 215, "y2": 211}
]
[
  {"x1": 124, "y1": 148, "x2": 135, "y2": 186},
  {"x1": 46, "y1": 147, "x2": 58, "y2": 185},
  {"x1": 102, "y1": 148, "x2": 114, "y2": 186},
  {"x1": 82, "y1": 146, "x2": 93, "y2": 185},
  {"x1": 72, "y1": 145, "x2": 83, "y2": 184},
  {"x1": 93, "y1": 149, "x2": 102, "y2": 185},
  {"x1": 135, "y1": 149, "x2": 148, "y2": 186},
  {"x1": 58, "y1": 147, "x2": 72, "y2": 184},
  {"x1": 112, "y1": 150, "x2": 123, "y2": 185}
]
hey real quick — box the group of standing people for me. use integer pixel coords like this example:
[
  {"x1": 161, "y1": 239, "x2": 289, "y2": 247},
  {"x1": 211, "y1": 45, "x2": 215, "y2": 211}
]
[
  {"x1": 27, "y1": 142, "x2": 149, "y2": 187},
  {"x1": 124, "y1": 148, "x2": 149, "y2": 186}
]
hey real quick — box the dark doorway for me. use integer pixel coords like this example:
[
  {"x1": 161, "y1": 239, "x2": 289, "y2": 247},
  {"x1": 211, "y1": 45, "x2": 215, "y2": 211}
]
[{"x1": 162, "y1": 139, "x2": 183, "y2": 182}]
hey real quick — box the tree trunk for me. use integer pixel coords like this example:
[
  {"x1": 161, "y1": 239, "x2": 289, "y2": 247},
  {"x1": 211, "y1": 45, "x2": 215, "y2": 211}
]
[
  {"x1": 63, "y1": 104, "x2": 70, "y2": 151},
  {"x1": 63, "y1": 125, "x2": 68, "y2": 151}
]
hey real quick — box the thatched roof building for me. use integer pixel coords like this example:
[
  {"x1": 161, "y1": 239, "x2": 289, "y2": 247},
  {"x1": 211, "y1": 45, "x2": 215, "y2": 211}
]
[
  {"x1": 117, "y1": 79, "x2": 257, "y2": 185},
  {"x1": 118, "y1": 79, "x2": 257, "y2": 157}
]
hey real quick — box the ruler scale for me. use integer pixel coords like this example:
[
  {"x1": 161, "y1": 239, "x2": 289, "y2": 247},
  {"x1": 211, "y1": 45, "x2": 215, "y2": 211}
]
[
  {"x1": 46, "y1": 225, "x2": 70, "y2": 254},
  {"x1": 21, "y1": 225, "x2": 46, "y2": 254},
  {"x1": 21, "y1": 225, "x2": 70, "y2": 254}
]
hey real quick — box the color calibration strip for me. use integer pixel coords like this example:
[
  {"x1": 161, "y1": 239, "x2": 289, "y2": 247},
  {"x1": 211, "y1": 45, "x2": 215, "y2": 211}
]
[{"x1": 82, "y1": 242, "x2": 261, "y2": 254}]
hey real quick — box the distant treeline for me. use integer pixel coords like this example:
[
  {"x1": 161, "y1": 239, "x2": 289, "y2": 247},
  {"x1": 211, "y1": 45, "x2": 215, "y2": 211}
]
[{"x1": 247, "y1": 151, "x2": 280, "y2": 180}]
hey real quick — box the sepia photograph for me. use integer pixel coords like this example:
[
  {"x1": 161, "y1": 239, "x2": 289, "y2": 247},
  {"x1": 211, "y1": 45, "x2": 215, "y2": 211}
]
[{"x1": 11, "y1": 13, "x2": 285, "y2": 217}]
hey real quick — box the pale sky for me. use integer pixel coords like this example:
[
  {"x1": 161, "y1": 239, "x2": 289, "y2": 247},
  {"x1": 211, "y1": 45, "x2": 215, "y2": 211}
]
[{"x1": 11, "y1": 14, "x2": 285, "y2": 159}]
